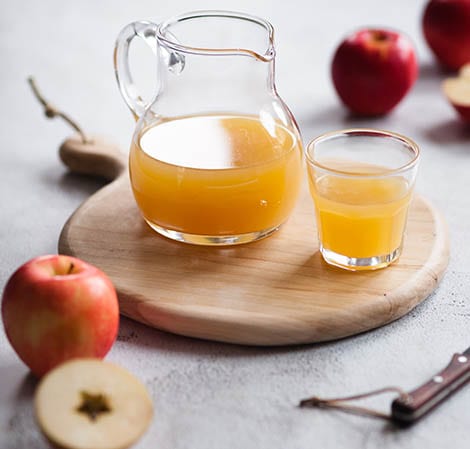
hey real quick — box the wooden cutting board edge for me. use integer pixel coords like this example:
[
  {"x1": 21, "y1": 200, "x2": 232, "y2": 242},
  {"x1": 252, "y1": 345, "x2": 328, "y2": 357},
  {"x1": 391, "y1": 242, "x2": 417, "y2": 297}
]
[{"x1": 58, "y1": 184, "x2": 449, "y2": 346}]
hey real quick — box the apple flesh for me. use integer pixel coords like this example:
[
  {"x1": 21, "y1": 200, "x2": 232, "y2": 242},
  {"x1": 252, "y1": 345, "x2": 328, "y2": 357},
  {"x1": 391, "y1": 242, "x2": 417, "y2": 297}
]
[
  {"x1": 459, "y1": 63, "x2": 470, "y2": 79},
  {"x1": 35, "y1": 358, "x2": 153, "y2": 449},
  {"x1": 331, "y1": 28, "x2": 418, "y2": 115},
  {"x1": 443, "y1": 69, "x2": 470, "y2": 122},
  {"x1": 1, "y1": 255, "x2": 119, "y2": 377},
  {"x1": 423, "y1": 0, "x2": 470, "y2": 71}
]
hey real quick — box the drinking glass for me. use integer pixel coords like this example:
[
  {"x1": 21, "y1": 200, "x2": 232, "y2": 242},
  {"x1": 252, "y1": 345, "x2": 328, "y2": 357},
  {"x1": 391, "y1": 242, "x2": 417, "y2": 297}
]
[{"x1": 306, "y1": 129, "x2": 420, "y2": 271}]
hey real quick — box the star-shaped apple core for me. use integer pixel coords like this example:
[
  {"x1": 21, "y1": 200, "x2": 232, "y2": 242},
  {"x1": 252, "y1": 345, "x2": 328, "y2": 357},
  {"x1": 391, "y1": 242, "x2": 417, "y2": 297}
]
[{"x1": 76, "y1": 391, "x2": 112, "y2": 422}]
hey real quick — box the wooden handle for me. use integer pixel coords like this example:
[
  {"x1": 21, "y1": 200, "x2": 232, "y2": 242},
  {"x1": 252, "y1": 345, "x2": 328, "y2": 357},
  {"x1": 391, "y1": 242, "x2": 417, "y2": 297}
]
[
  {"x1": 391, "y1": 353, "x2": 470, "y2": 424},
  {"x1": 59, "y1": 134, "x2": 127, "y2": 181}
]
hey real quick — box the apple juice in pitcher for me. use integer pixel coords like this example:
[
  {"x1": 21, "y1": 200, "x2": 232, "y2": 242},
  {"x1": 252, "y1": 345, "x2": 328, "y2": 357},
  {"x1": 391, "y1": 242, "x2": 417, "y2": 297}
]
[
  {"x1": 130, "y1": 114, "x2": 302, "y2": 240},
  {"x1": 115, "y1": 11, "x2": 303, "y2": 245}
]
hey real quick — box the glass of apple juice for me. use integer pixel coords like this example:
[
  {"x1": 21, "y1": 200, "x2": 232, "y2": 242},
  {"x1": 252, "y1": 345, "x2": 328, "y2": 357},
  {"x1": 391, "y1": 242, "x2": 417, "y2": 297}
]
[{"x1": 305, "y1": 129, "x2": 420, "y2": 271}]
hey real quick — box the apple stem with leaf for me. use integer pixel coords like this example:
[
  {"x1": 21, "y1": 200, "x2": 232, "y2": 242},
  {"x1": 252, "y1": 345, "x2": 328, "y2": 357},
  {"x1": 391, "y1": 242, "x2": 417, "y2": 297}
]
[{"x1": 28, "y1": 77, "x2": 90, "y2": 144}]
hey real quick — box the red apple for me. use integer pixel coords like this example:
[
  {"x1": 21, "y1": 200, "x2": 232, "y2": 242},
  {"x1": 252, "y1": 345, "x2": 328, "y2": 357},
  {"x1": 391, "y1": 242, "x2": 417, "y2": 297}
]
[
  {"x1": 1, "y1": 255, "x2": 119, "y2": 377},
  {"x1": 443, "y1": 63, "x2": 470, "y2": 121},
  {"x1": 423, "y1": 0, "x2": 470, "y2": 71},
  {"x1": 331, "y1": 28, "x2": 418, "y2": 115}
]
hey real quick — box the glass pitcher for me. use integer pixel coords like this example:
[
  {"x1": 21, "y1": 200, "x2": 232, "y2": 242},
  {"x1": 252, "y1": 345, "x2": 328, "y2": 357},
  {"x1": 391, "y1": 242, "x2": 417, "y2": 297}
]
[{"x1": 114, "y1": 11, "x2": 303, "y2": 245}]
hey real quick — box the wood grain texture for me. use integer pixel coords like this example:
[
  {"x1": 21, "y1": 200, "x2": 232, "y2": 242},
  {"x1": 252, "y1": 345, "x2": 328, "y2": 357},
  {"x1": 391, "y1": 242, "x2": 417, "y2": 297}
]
[{"x1": 58, "y1": 141, "x2": 449, "y2": 346}]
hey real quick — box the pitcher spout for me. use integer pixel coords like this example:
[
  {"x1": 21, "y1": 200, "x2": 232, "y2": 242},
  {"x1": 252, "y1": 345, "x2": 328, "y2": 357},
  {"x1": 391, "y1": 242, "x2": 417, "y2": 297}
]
[{"x1": 157, "y1": 10, "x2": 276, "y2": 62}]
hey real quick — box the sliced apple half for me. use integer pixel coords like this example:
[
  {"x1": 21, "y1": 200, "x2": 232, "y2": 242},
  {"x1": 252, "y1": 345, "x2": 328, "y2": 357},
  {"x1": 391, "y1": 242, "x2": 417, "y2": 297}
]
[
  {"x1": 459, "y1": 63, "x2": 470, "y2": 80},
  {"x1": 34, "y1": 358, "x2": 153, "y2": 449},
  {"x1": 443, "y1": 71, "x2": 470, "y2": 122}
]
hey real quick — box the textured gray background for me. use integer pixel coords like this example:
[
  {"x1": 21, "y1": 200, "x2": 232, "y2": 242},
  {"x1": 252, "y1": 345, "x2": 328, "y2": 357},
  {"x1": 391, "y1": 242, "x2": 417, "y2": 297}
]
[{"x1": 1, "y1": 1, "x2": 469, "y2": 448}]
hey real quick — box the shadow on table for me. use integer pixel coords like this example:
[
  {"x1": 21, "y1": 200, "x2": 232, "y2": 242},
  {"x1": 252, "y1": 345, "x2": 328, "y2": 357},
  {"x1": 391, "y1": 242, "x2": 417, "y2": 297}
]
[
  {"x1": 314, "y1": 401, "x2": 434, "y2": 446},
  {"x1": 40, "y1": 169, "x2": 108, "y2": 198},
  {"x1": 15, "y1": 372, "x2": 38, "y2": 400},
  {"x1": 115, "y1": 309, "x2": 387, "y2": 363},
  {"x1": 58, "y1": 171, "x2": 108, "y2": 195},
  {"x1": 116, "y1": 315, "x2": 334, "y2": 358},
  {"x1": 2, "y1": 367, "x2": 47, "y2": 449},
  {"x1": 424, "y1": 119, "x2": 470, "y2": 146},
  {"x1": 417, "y1": 61, "x2": 450, "y2": 81},
  {"x1": 0, "y1": 364, "x2": 37, "y2": 400}
]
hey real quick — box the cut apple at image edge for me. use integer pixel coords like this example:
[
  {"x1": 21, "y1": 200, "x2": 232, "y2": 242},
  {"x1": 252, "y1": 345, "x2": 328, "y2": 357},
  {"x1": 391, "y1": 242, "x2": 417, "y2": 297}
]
[
  {"x1": 459, "y1": 63, "x2": 470, "y2": 80},
  {"x1": 442, "y1": 76, "x2": 470, "y2": 122}
]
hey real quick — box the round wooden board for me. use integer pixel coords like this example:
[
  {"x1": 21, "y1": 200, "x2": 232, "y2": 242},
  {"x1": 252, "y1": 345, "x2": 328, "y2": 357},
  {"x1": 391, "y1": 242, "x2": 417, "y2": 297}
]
[{"x1": 58, "y1": 168, "x2": 449, "y2": 345}]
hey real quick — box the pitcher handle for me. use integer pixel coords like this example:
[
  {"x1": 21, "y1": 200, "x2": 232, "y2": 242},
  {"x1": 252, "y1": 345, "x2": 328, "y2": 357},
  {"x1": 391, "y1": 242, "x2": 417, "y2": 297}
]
[{"x1": 114, "y1": 21, "x2": 159, "y2": 119}]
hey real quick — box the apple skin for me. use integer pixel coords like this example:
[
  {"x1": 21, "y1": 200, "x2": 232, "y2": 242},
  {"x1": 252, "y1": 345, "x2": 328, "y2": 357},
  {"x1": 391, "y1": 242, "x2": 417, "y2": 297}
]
[
  {"x1": 1, "y1": 255, "x2": 119, "y2": 377},
  {"x1": 423, "y1": 0, "x2": 470, "y2": 71},
  {"x1": 450, "y1": 103, "x2": 470, "y2": 122},
  {"x1": 331, "y1": 28, "x2": 418, "y2": 115}
]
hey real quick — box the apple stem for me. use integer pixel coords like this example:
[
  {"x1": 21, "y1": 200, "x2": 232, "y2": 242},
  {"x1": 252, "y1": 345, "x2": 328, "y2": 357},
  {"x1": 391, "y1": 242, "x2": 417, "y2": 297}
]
[
  {"x1": 67, "y1": 263, "x2": 75, "y2": 275},
  {"x1": 372, "y1": 30, "x2": 389, "y2": 43},
  {"x1": 28, "y1": 77, "x2": 90, "y2": 144}
]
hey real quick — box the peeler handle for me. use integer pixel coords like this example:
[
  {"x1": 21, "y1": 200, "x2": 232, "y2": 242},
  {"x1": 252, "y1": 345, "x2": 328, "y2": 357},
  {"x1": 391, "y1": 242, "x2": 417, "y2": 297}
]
[{"x1": 391, "y1": 353, "x2": 470, "y2": 425}]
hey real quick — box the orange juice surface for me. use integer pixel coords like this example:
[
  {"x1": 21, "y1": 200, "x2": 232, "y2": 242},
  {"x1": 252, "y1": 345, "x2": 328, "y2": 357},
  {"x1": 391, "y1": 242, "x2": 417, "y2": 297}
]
[
  {"x1": 130, "y1": 114, "x2": 303, "y2": 236},
  {"x1": 308, "y1": 161, "x2": 412, "y2": 258}
]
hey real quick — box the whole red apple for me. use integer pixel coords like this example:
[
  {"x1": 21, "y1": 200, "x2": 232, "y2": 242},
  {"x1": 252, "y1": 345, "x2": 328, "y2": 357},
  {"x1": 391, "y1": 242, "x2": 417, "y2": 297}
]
[
  {"x1": 423, "y1": 0, "x2": 470, "y2": 71},
  {"x1": 331, "y1": 28, "x2": 418, "y2": 115},
  {"x1": 1, "y1": 255, "x2": 119, "y2": 377}
]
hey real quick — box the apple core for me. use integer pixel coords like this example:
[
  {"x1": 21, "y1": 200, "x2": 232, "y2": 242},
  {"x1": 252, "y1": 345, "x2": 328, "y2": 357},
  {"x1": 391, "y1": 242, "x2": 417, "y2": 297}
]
[{"x1": 76, "y1": 391, "x2": 112, "y2": 422}]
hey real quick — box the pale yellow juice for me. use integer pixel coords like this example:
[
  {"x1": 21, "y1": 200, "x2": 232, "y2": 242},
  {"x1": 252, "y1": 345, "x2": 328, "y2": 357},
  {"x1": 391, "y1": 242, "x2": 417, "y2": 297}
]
[
  {"x1": 130, "y1": 114, "x2": 303, "y2": 236},
  {"x1": 308, "y1": 161, "x2": 412, "y2": 259}
]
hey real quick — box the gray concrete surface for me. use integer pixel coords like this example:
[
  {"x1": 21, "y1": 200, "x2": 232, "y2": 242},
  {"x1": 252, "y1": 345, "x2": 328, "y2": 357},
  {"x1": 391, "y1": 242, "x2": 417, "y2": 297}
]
[{"x1": 1, "y1": 1, "x2": 469, "y2": 448}]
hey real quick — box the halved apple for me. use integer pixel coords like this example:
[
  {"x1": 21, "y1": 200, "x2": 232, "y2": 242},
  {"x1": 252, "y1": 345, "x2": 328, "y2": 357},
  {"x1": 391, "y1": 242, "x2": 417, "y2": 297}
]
[
  {"x1": 443, "y1": 69, "x2": 470, "y2": 122},
  {"x1": 459, "y1": 63, "x2": 470, "y2": 80},
  {"x1": 34, "y1": 359, "x2": 153, "y2": 449}
]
